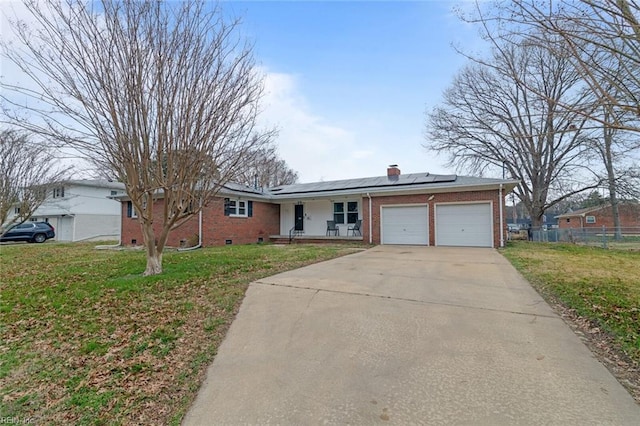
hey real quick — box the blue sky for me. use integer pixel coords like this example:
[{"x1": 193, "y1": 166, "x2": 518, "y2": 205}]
[
  {"x1": 222, "y1": 0, "x2": 487, "y2": 182},
  {"x1": 0, "y1": 0, "x2": 487, "y2": 183}
]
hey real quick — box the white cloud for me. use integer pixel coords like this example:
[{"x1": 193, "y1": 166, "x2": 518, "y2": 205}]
[
  {"x1": 261, "y1": 71, "x2": 383, "y2": 182},
  {"x1": 259, "y1": 70, "x2": 450, "y2": 183}
]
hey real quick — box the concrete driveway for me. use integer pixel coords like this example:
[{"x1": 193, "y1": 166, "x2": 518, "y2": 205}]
[{"x1": 183, "y1": 246, "x2": 640, "y2": 425}]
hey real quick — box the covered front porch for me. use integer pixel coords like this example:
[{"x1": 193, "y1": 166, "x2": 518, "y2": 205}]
[{"x1": 276, "y1": 198, "x2": 364, "y2": 243}]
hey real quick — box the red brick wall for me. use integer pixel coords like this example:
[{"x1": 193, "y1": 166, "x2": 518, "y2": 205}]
[
  {"x1": 121, "y1": 197, "x2": 280, "y2": 247},
  {"x1": 121, "y1": 202, "x2": 143, "y2": 245},
  {"x1": 362, "y1": 190, "x2": 505, "y2": 247},
  {"x1": 121, "y1": 189, "x2": 507, "y2": 248},
  {"x1": 199, "y1": 198, "x2": 280, "y2": 246},
  {"x1": 558, "y1": 204, "x2": 640, "y2": 229}
]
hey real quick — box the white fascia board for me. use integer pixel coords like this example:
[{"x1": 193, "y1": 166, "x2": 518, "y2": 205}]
[{"x1": 67, "y1": 180, "x2": 126, "y2": 190}]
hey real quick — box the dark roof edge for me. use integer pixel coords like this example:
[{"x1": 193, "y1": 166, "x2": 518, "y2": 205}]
[
  {"x1": 110, "y1": 178, "x2": 520, "y2": 201},
  {"x1": 269, "y1": 180, "x2": 520, "y2": 199},
  {"x1": 555, "y1": 201, "x2": 640, "y2": 218},
  {"x1": 108, "y1": 184, "x2": 270, "y2": 201},
  {"x1": 268, "y1": 179, "x2": 454, "y2": 196}
]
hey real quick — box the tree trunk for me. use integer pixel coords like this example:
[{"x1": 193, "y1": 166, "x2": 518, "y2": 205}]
[
  {"x1": 606, "y1": 164, "x2": 622, "y2": 241},
  {"x1": 141, "y1": 221, "x2": 163, "y2": 276},
  {"x1": 529, "y1": 189, "x2": 546, "y2": 228},
  {"x1": 144, "y1": 252, "x2": 163, "y2": 276},
  {"x1": 603, "y1": 122, "x2": 622, "y2": 240},
  {"x1": 531, "y1": 213, "x2": 544, "y2": 227}
]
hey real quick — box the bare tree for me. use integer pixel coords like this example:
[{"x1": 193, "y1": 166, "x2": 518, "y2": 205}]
[
  {"x1": 467, "y1": 0, "x2": 640, "y2": 131},
  {"x1": 587, "y1": 104, "x2": 640, "y2": 238},
  {"x1": 512, "y1": 0, "x2": 640, "y2": 234},
  {"x1": 1, "y1": 0, "x2": 274, "y2": 275},
  {"x1": 461, "y1": 0, "x2": 640, "y2": 230},
  {"x1": 0, "y1": 129, "x2": 69, "y2": 234},
  {"x1": 425, "y1": 38, "x2": 602, "y2": 226},
  {"x1": 235, "y1": 145, "x2": 299, "y2": 189}
]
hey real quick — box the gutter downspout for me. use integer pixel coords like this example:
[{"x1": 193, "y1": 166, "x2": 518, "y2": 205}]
[
  {"x1": 499, "y1": 184, "x2": 504, "y2": 248},
  {"x1": 178, "y1": 203, "x2": 203, "y2": 252},
  {"x1": 366, "y1": 192, "x2": 372, "y2": 244}
]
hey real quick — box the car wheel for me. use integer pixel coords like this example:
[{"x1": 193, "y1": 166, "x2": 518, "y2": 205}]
[{"x1": 33, "y1": 234, "x2": 46, "y2": 243}]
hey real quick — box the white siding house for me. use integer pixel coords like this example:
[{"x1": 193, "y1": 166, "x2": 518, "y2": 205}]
[{"x1": 27, "y1": 180, "x2": 126, "y2": 242}]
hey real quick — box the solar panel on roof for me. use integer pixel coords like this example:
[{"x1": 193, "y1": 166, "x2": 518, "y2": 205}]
[
  {"x1": 432, "y1": 175, "x2": 457, "y2": 183},
  {"x1": 266, "y1": 173, "x2": 466, "y2": 195}
]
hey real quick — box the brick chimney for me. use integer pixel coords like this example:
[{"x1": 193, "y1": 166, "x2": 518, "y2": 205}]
[{"x1": 387, "y1": 164, "x2": 401, "y2": 178}]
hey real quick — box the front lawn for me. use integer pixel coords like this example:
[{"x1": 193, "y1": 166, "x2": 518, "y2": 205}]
[
  {"x1": 502, "y1": 241, "x2": 640, "y2": 375},
  {"x1": 0, "y1": 242, "x2": 363, "y2": 425}
]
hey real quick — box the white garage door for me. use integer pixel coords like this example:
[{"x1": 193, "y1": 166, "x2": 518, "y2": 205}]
[
  {"x1": 435, "y1": 203, "x2": 492, "y2": 247},
  {"x1": 381, "y1": 205, "x2": 428, "y2": 245}
]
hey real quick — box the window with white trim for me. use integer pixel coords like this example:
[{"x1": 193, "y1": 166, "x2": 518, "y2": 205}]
[
  {"x1": 127, "y1": 201, "x2": 138, "y2": 218},
  {"x1": 224, "y1": 198, "x2": 253, "y2": 218},
  {"x1": 333, "y1": 202, "x2": 344, "y2": 224},
  {"x1": 52, "y1": 186, "x2": 65, "y2": 198},
  {"x1": 585, "y1": 215, "x2": 596, "y2": 224},
  {"x1": 347, "y1": 201, "x2": 358, "y2": 223},
  {"x1": 333, "y1": 201, "x2": 359, "y2": 224}
]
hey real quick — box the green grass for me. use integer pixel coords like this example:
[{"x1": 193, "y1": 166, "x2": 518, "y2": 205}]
[
  {"x1": 501, "y1": 241, "x2": 640, "y2": 362},
  {"x1": 0, "y1": 241, "x2": 364, "y2": 425}
]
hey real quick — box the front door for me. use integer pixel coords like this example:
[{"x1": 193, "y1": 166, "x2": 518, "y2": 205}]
[{"x1": 294, "y1": 204, "x2": 304, "y2": 231}]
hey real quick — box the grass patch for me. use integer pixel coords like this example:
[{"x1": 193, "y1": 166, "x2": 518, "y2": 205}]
[
  {"x1": 0, "y1": 242, "x2": 363, "y2": 424},
  {"x1": 501, "y1": 241, "x2": 640, "y2": 362}
]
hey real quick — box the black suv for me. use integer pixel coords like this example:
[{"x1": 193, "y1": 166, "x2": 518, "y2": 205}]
[{"x1": 1, "y1": 222, "x2": 56, "y2": 243}]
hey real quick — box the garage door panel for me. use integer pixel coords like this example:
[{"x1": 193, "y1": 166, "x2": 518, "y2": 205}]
[
  {"x1": 381, "y1": 206, "x2": 428, "y2": 245},
  {"x1": 436, "y1": 203, "x2": 492, "y2": 247}
]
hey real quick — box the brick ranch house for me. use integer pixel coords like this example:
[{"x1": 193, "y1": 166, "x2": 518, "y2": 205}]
[
  {"x1": 118, "y1": 166, "x2": 519, "y2": 248},
  {"x1": 555, "y1": 203, "x2": 640, "y2": 230}
]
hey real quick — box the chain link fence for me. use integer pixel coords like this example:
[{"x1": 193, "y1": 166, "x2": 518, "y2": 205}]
[{"x1": 509, "y1": 226, "x2": 640, "y2": 250}]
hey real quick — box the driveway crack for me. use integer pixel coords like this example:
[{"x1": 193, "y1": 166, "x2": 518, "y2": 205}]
[
  {"x1": 252, "y1": 280, "x2": 558, "y2": 319},
  {"x1": 286, "y1": 288, "x2": 319, "y2": 347}
]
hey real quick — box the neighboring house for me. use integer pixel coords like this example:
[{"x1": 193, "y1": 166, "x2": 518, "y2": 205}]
[
  {"x1": 119, "y1": 166, "x2": 519, "y2": 248},
  {"x1": 506, "y1": 214, "x2": 560, "y2": 230},
  {"x1": 10, "y1": 180, "x2": 126, "y2": 242},
  {"x1": 556, "y1": 203, "x2": 640, "y2": 229},
  {"x1": 506, "y1": 219, "x2": 529, "y2": 231}
]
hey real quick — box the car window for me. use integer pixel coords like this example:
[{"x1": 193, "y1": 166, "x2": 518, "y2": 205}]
[{"x1": 16, "y1": 223, "x2": 33, "y2": 229}]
